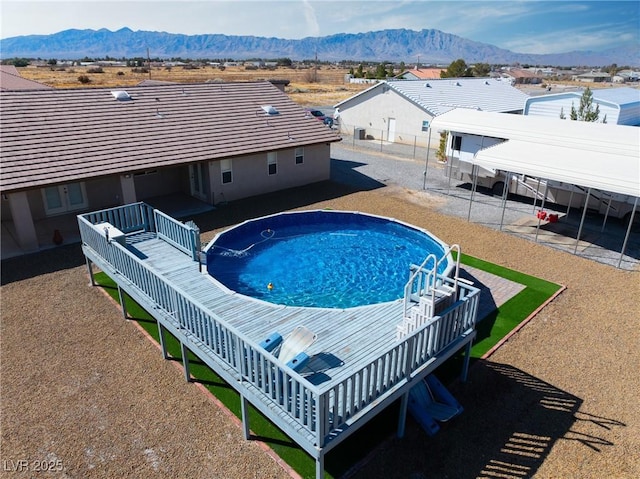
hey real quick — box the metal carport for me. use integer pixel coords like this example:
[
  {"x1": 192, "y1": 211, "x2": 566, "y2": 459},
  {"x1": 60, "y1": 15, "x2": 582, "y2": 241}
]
[{"x1": 430, "y1": 109, "x2": 640, "y2": 268}]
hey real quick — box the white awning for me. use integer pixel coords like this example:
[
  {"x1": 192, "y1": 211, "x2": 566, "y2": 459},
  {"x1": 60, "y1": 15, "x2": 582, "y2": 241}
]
[{"x1": 431, "y1": 109, "x2": 640, "y2": 198}]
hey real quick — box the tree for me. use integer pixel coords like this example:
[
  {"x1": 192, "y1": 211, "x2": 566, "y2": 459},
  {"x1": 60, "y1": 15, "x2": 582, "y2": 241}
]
[
  {"x1": 436, "y1": 131, "x2": 448, "y2": 162},
  {"x1": 568, "y1": 87, "x2": 606, "y2": 123},
  {"x1": 472, "y1": 63, "x2": 491, "y2": 77},
  {"x1": 440, "y1": 59, "x2": 472, "y2": 78},
  {"x1": 374, "y1": 63, "x2": 388, "y2": 79}
]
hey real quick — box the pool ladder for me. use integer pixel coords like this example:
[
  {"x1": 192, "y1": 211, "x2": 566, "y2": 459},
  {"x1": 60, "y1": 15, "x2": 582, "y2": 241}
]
[{"x1": 397, "y1": 244, "x2": 461, "y2": 340}]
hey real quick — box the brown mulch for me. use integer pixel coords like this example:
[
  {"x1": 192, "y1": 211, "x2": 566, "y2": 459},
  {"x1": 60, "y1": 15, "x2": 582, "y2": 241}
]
[{"x1": 2, "y1": 185, "x2": 639, "y2": 479}]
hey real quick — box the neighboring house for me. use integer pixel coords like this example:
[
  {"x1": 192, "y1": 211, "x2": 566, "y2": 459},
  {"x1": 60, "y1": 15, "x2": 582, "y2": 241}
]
[
  {"x1": 572, "y1": 72, "x2": 611, "y2": 83},
  {"x1": 523, "y1": 87, "x2": 640, "y2": 125},
  {"x1": 0, "y1": 82, "x2": 339, "y2": 257},
  {"x1": 395, "y1": 68, "x2": 444, "y2": 80},
  {"x1": 0, "y1": 65, "x2": 53, "y2": 90},
  {"x1": 501, "y1": 68, "x2": 543, "y2": 85},
  {"x1": 334, "y1": 78, "x2": 529, "y2": 147}
]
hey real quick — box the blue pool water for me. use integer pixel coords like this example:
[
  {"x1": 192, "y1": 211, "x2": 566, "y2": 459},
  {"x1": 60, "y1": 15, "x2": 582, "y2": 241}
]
[{"x1": 205, "y1": 211, "x2": 450, "y2": 308}]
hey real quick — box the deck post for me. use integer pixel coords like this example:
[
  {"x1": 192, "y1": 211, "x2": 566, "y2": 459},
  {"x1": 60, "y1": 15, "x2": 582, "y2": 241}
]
[
  {"x1": 240, "y1": 395, "x2": 250, "y2": 440},
  {"x1": 461, "y1": 341, "x2": 472, "y2": 382},
  {"x1": 397, "y1": 391, "x2": 409, "y2": 438},
  {"x1": 181, "y1": 342, "x2": 191, "y2": 382},
  {"x1": 316, "y1": 452, "x2": 324, "y2": 479},
  {"x1": 85, "y1": 257, "x2": 96, "y2": 286},
  {"x1": 158, "y1": 322, "x2": 169, "y2": 359},
  {"x1": 117, "y1": 285, "x2": 127, "y2": 319}
]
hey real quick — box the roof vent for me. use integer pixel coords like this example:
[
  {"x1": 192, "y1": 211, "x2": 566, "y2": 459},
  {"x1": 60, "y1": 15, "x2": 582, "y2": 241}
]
[
  {"x1": 261, "y1": 105, "x2": 279, "y2": 115},
  {"x1": 484, "y1": 80, "x2": 490, "y2": 85},
  {"x1": 424, "y1": 82, "x2": 431, "y2": 88},
  {"x1": 111, "y1": 90, "x2": 131, "y2": 101},
  {"x1": 455, "y1": 81, "x2": 461, "y2": 86}
]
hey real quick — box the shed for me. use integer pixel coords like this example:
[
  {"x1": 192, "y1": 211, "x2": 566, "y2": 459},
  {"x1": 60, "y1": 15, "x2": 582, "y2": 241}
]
[{"x1": 523, "y1": 87, "x2": 640, "y2": 125}]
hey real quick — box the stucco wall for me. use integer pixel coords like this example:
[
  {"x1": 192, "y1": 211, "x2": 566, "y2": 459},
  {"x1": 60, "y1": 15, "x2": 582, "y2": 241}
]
[
  {"x1": 338, "y1": 88, "x2": 436, "y2": 147},
  {"x1": 211, "y1": 143, "x2": 331, "y2": 204}
]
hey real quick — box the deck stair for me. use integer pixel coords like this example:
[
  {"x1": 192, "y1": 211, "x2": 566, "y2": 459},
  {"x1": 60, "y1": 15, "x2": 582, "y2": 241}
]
[
  {"x1": 397, "y1": 245, "x2": 462, "y2": 340},
  {"x1": 408, "y1": 373, "x2": 463, "y2": 436}
]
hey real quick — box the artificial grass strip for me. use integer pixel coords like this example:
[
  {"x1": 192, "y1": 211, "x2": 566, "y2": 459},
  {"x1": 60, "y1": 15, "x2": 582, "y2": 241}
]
[
  {"x1": 460, "y1": 253, "x2": 562, "y2": 358},
  {"x1": 92, "y1": 255, "x2": 561, "y2": 479}
]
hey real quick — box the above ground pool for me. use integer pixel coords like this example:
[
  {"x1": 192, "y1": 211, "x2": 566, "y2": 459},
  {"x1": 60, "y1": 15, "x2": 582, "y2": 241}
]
[{"x1": 204, "y1": 210, "x2": 452, "y2": 309}]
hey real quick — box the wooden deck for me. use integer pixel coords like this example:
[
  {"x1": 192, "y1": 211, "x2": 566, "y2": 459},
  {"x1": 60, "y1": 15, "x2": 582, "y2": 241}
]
[{"x1": 78, "y1": 203, "x2": 480, "y2": 479}]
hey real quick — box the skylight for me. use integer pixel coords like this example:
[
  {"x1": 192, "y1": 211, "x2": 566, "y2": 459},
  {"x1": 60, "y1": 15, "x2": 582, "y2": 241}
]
[
  {"x1": 111, "y1": 90, "x2": 132, "y2": 101},
  {"x1": 261, "y1": 105, "x2": 279, "y2": 115}
]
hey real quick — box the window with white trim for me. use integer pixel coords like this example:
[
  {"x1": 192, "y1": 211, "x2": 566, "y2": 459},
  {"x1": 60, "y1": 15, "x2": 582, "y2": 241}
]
[
  {"x1": 220, "y1": 159, "x2": 232, "y2": 184},
  {"x1": 268, "y1": 152, "x2": 277, "y2": 175},
  {"x1": 295, "y1": 147, "x2": 304, "y2": 165}
]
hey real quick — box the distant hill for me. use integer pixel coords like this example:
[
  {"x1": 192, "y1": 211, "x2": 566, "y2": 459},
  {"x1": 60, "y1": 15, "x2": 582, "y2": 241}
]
[{"x1": 1, "y1": 27, "x2": 637, "y2": 66}]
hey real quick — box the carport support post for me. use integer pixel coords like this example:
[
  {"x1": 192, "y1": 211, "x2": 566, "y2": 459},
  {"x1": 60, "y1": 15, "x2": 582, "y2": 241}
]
[
  {"x1": 618, "y1": 196, "x2": 638, "y2": 268},
  {"x1": 601, "y1": 196, "x2": 612, "y2": 232},
  {"x1": 467, "y1": 164, "x2": 479, "y2": 222},
  {"x1": 534, "y1": 181, "x2": 549, "y2": 243},
  {"x1": 574, "y1": 187, "x2": 591, "y2": 254},
  {"x1": 499, "y1": 171, "x2": 511, "y2": 230},
  {"x1": 422, "y1": 127, "x2": 432, "y2": 190},
  {"x1": 566, "y1": 189, "x2": 575, "y2": 219}
]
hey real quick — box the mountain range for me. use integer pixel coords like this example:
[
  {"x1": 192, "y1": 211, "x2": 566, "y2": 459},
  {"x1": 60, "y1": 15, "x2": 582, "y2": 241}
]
[{"x1": 1, "y1": 27, "x2": 637, "y2": 67}]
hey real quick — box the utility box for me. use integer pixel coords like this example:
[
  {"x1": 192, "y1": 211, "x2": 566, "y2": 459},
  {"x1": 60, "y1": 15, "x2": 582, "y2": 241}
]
[{"x1": 354, "y1": 127, "x2": 365, "y2": 140}]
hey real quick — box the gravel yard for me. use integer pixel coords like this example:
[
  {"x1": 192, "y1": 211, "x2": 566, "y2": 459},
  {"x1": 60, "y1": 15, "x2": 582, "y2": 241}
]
[{"x1": 2, "y1": 143, "x2": 639, "y2": 479}]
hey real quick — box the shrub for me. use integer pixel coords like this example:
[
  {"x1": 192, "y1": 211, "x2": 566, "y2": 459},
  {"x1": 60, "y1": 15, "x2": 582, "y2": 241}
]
[
  {"x1": 77, "y1": 75, "x2": 91, "y2": 84},
  {"x1": 116, "y1": 71, "x2": 125, "y2": 76},
  {"x1": 86, "y1": 67, "x2": 104, "y2": 73}
]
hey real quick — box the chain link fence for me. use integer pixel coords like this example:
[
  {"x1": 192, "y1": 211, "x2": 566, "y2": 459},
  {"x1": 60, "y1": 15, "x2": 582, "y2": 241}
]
[{"x1": 333, "y1": 122, "x2": 440, "y2": 161}]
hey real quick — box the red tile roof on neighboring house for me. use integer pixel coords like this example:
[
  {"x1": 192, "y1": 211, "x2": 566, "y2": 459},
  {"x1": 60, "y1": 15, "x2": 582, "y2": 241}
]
[
  {"x1": 0, "y1": 65, "x2": 53, "y2": 90},
  {"x1": 397, "y1": 68, "x2": 444, "y2": 80},
  {"x1": 0, "y1": 82, "x2": 340, "y2": 193}
]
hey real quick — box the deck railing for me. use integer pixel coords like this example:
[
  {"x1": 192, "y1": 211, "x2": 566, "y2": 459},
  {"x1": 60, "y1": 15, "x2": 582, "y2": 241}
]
[
  {"x1": 81, "y1": 202, "x2": 155, "y2": 234},
  {"x1": 78, "y1": 212, "x2": 479, "y2": 448},
  {"x1": 154, "y1": 210, "x2": 201, "y2": 260},
  {"x1": 318, "y1": 283, "x2": 478, "y2": 439},
  {"x1": 79, "y1": 203, "x2": 200, "y2": 261}
]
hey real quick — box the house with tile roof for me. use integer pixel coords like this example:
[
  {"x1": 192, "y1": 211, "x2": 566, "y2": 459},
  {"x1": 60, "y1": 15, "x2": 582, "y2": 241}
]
[
  {"x1": 0, "y1": 82, "x2": 340, "y2": 257},
  {"x1": 500, "y1": 68, "x2": 543, "y2": 85},
  {"x1": 333, "y1": 78, "x2": 529, "y2": 147},
  {"x1": 0, "y1": 65, "x2": 53, "y2": 90},
  {"x1": 395, "y1": 68, "x2": 444, "y2": 80}
]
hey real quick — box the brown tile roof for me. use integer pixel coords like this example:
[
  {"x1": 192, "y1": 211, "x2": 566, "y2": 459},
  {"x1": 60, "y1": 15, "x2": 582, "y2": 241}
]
[
  {"x1": 504, "y1": 69, "x2": 542, "y2": 79},
  {"x1": 0, "y1": 66, "x2": 53, "y2": 90},
  {"x1": 0, "y1": 82, "x2": 340, "y2": 193}
]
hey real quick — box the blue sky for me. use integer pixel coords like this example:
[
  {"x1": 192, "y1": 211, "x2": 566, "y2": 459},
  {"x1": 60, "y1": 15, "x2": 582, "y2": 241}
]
[{"x1": 1, "y1": 1, "x2": 638, "y2": 54}]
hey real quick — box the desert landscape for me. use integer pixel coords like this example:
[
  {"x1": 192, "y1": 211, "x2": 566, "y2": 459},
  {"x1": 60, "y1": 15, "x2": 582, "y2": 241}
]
[{"x1": 16, "y1": 64, "x2": 367, "y2": 106}]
